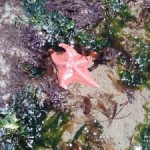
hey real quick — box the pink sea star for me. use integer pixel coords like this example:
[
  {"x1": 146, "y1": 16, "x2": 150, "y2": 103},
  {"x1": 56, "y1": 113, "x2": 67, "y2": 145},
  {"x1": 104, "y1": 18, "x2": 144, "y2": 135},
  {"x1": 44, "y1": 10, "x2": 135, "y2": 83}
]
[{"x1": 51, "y1": 43, "x2": 99, "y2": 89}]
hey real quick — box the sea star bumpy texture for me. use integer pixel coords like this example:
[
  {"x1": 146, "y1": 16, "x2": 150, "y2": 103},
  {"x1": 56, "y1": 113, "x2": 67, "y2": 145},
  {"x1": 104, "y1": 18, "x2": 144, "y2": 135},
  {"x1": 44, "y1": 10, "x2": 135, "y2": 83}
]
[{"x1": 51, "y1": 43, "x2": 99, "y2": 89}]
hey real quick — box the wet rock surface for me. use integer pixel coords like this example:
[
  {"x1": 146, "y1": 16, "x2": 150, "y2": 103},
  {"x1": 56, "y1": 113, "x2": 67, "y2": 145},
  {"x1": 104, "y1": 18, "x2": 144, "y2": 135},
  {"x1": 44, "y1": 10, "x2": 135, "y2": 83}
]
[
  {"x1": 0, "y1": 1, "x2": 150, "y2": 150},
  {"x1": 45, "y1": 0, "x2": 104, "y2": 28}
]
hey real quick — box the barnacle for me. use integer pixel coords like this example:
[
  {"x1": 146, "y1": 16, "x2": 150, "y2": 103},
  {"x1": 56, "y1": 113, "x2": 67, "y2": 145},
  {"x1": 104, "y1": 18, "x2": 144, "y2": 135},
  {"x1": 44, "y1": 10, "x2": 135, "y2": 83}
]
[
  {"x1": 0, "y1": 0, "x2": 6, "y2": 7},
  {"x1": 44, "y1": 84, "x2": 69, "y2": 111},
  {"x1": 22, "y1": 26, "x2": 46, "y2": 52}
]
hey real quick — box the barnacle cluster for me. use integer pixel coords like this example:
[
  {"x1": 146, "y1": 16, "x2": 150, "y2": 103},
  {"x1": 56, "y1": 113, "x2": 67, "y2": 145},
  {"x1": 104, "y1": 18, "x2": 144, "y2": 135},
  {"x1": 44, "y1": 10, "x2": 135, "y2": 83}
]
[
  {"x1": 44, "y1": 84, "x2": 69, "y2": 111},
  {"x1": 22, "y1": 26, "x2": 46, "y2": 52}
]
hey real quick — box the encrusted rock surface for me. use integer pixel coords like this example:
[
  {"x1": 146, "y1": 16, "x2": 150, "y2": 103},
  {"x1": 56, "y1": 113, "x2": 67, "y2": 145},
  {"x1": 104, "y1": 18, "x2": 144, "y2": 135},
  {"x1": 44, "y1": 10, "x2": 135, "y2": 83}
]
[
  {"x1": 0, "y1": 1, "x2": 149, "y2": 150},
  {"x1": 45, "y1": 0, "x2": 104, "y2": 28}
]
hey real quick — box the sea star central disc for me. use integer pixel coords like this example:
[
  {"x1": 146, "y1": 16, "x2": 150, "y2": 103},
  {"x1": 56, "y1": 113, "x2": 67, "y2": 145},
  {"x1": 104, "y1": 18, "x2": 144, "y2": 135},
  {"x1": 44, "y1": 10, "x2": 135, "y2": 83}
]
[{"x1": 51, "y1": 43, "x2": 99, "y2": 89}]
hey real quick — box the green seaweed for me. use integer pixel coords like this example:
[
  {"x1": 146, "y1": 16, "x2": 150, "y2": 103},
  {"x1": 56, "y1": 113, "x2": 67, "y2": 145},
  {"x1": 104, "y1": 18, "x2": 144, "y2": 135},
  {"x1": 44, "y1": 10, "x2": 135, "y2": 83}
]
[
  {"x1": 73, "y1": 124, "x2": 86, "y2": 142},
  {"x1": 102, "y1": 0, "x2": 135, "y2": 42},
  {"x1": 128, "y1": 103, "x2": 150, "y2": 150},
  {"x1": 0, "y1": 87, "x2": 73, "y2": 150},
  {"x1": 0, "y1": 113, "x2": 19, "y2": 130},
  {"x1": 21, "y1": 63, "x2": 45, "y2": 78},
  {"x1": 0, "y1": 86, "x2": 47, "y2": 150},
  {"x1": 20, "y1": 0, "x2": 108, "y2": 51},
  {"x1": 74, "y1": 32, "x2": 108, "y2": 52},
  {"x1": 21, "y1": 0, "x2": 134, "y2": 53},
  {"x1": 41, "y1": 12, "x2": 75, "y2": 49},
  {"x1": 117, "y1": 41, "x2": 150, "y2": 89},
  {"x1": 117, "y1": 69, "x2": 144, "y2": 87},
  {"x1": 20, "y1": 0, "x2": 47, "y2": 25},
  {"x1": 35, "y1": 111, "x2": 71, "y2": 149},
  {"x1": 100, "y1": 1, "x2": 150, "y2": 89},
  {"x1": 20, "y1": 0, "x2": 75, "y2": 49},
  {"x1": 71, "y1": 120, "x2": 104, "y2": 149}
]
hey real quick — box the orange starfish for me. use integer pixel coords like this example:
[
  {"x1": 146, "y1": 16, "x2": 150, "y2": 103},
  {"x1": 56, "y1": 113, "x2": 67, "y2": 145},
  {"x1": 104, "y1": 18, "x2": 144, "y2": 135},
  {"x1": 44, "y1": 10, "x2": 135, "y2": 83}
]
[{"x1": 51, "y1": 43, "x2": 99, "y2": 89}]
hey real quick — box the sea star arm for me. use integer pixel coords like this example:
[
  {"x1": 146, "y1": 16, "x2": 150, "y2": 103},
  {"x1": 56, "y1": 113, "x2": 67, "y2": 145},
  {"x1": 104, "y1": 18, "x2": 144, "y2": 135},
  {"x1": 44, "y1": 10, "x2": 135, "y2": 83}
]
[
  {"x1": 76, "y1": 55, "x2": 92, "y2": 67},
  {"x1": 74, "y1": 67, "x2": 99, "y2": 87},
  {"x1": 57, "y1": 68, "x2": 75, "y2": 89},
  {"x1": 59, "y1": 43, "x2": 81, "y2": 58}
]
